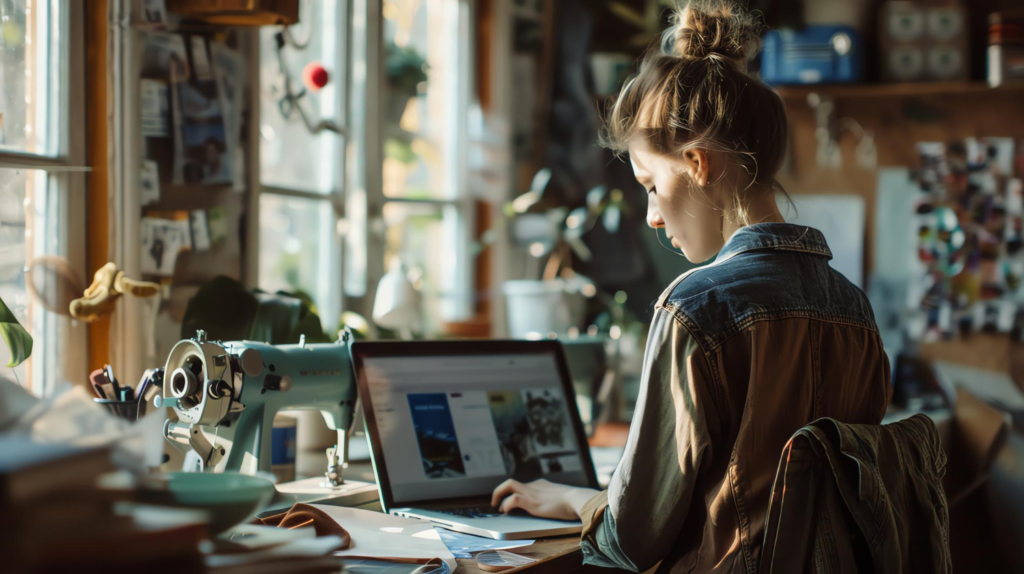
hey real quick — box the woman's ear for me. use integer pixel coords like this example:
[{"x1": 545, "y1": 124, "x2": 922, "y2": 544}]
[{"x1": 683, "y1": 148, "x2": 710, "y2": 186}]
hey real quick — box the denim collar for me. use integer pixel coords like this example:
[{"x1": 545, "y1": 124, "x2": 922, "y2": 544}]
[{"x1": 714, "y1": 223, "x2": 833, "y2": 263}]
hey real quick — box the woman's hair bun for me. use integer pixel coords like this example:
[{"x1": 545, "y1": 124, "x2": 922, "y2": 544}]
[{"x1": 662, "y1": 0, "x2": 764, "y2": 65}]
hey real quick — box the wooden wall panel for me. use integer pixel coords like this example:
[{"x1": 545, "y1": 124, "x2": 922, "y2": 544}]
[
  {"x1": 85, "y1": 0, "x2": 110, "y2": 371},
  {"x1": 777, "y1": 87, "x2": 1024, "y2": 278}
]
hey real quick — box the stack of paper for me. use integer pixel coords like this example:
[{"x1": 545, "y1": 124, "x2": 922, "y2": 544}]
[{"x1": 310, "y1": 505, "x2": 457, "y2": 573}]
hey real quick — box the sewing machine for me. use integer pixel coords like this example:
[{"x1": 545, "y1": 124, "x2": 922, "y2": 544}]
[{"x1": 156, "y1": 329, "x2": 375, "y2": 505}]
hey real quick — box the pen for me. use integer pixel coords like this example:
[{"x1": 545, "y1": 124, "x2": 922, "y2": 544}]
[{"x1": 90, "y1": 368, "x2": 110, "y2": 399}]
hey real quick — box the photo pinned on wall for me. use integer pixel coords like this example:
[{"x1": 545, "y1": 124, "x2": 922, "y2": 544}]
[
  {"x1": 207, "y1": 207, "x2": 229, "y2": 245},
  {"x1": 140, "y1": 159, "x2": 160, "y2": 206},
  {"x1": 190, "y1": 210, "x2": 211, "y2": 252},
  {"x1": 407, "y1": 393, "x2": 467, "y2": 480},
  {"x1": 140, "y1": 212, "x2": 192, "y2": 277},
  {"x1": 140, "y1": 32, "x2": 187, "y2": 186},
  {"x1": 211, "y1": 42, "x2": 246, "y2": 192},
  {"x1": 139, "y1": 0, "x2": 168, "y2": 29},
  {"x1": 170, "y1": 35, "x2": 233, "y2": 186},
  {"x1": 141, "y1": 79, "x2": 170, "y2": 138},
  {"x1": 909, "y1": 138, "x2": 1024, "y2": 341}
]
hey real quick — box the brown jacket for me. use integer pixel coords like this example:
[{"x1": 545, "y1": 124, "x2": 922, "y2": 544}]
[
  {"x1": 580, "y1": 224, "x2": 892, "y2": 573},
  {"x1": 760, "y1": 415, "x2": 950, "y2": 573}
]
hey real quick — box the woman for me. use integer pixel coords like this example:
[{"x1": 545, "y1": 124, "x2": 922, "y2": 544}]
[{"x1": 491, "y1": 1, "x2": 892, "y2": 571}]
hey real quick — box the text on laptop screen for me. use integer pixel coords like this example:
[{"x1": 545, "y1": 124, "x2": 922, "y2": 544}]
[{"x1": 362, "y1": 352, "x2": 590, "y2": 503}]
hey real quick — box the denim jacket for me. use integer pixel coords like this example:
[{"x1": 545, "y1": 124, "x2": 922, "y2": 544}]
[{"x1": 580, "y1": 223, "x2": 893, "y2": 573}]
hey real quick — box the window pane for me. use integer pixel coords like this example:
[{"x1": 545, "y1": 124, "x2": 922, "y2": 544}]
[
  {"x1": 0, "y1": 0, "x2": 59, "y2": 156},
  {"x1": 258, "y1": 194, "x2": 335, "y2": 321},
  {"x1": 383, "y1": 201, "x2": 467, "y2": 332},
  {"x1": 259, "y1": 2, "x2": 344, "y2": 194},
  {"x1": 382, "y1": 0, "x2": 466, "y2": 199},
  {"x1": 0, "y1": 168, "x2": 58, "y2": 392}
]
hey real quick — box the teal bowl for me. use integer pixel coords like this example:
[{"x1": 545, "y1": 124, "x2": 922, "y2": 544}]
[{"x1": 139, "y1": 472, "x2": 276, "y2": 534}]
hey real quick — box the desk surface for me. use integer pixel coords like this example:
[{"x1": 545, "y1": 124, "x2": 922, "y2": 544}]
[
  {"x1": 454, "y1": 535, "x2": 605, "y2": 574},
  {"x1": 350, "y1": 498, "x2": 625, "y2": 574},
  {"x1": 337, "y1": 449, "x2": 634, "y2": 574}
]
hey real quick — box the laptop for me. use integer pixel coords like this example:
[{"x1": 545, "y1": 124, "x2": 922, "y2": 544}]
[{"x1": 352, "y1": 340, "x2": 601, "y2": 540}]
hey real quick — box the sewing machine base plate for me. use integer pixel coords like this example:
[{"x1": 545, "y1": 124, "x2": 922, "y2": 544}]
[{"x1": 262, "y1": 478, "x2": 379, "y2": 514}]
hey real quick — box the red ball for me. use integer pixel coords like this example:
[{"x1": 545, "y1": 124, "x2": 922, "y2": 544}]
[{"x1": 303, "y1": 62, "x2": 329, "y2": 92}]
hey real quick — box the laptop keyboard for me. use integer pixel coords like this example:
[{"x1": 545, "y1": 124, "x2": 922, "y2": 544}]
[{"x1": 437, "y1": 505, "x2": 503, "y2": 518}]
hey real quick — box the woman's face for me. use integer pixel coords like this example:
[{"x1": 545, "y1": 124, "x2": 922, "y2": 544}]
[{"x1": 628, "y1": 138, "x2": 726, "y2": 263}]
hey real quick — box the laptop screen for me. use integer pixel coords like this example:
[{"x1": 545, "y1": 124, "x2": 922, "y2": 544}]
[{"x1": 356, "y1": 344, "x2": 594, "y2": 505}]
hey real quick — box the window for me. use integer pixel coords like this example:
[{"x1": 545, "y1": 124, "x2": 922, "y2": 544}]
[
  {"x1": 0, "y1": 1, "x2": 85, "y2": 394},
  {"x1": 381, "y1": 0, "x2": 475, "y2": 327},
  {"x1": 258, "y1": 1, "x2": 346, "y2": 330},
  {"x1": 257, "y1": 0, "x2": 476, "y2": 334}
]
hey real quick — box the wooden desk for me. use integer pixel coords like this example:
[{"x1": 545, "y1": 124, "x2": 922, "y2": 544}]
[
  {"x1": 338, "y1": 446, "x2": 632, "y2": 573},
  {"x1": 453, "y1": 535, "x2": 577, "y2": 574},
  {"x1": 351, "y1": 500, "x2": 627, "y2": 574},
  {"x1": 452, "y1": 535, "x2": 631, "y2": 574}
]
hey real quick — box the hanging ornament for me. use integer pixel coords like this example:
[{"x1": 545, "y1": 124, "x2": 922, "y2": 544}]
[{"x1": 302, "y1": 61, "x2": 329, "y2": 92}]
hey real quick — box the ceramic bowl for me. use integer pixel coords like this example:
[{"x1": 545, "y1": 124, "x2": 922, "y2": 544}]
[{"x1": 139, "y1": 472, "x2": 276, "y2": 534}]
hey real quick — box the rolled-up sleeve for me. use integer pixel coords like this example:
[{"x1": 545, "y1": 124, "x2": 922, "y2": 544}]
[{"x1": 581, "y1": 309, "x2": 713, "y2": 572}]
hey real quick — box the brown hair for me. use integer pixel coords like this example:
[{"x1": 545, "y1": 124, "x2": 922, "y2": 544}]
[{"x1": 601, "y1": 0, "x2": 789, "y2": 224}]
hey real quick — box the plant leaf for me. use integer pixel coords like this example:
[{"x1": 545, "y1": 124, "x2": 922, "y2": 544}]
[
  {"x1": 0, "y1": 297, "x2": 32, "y2": 368},
  {"x1": 181, "y1": 275, "x2": 258, "y2": 341}
]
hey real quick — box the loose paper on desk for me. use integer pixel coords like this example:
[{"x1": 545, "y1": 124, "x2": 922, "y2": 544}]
[
  {"x1": 435, "y1": 527, "x2": 534, "y2": 559},
  {"x1": 933, "y1": 361, "x2": 1024, "y2": 411},
  {"x1": 311, "y1": 505, "x2": 457, "y2": 573},
  {"x1": 0, "y1": 377, "x2": 166, "y2": 471}
]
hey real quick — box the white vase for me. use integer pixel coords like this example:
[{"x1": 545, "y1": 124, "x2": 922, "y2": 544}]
[{"x1": 502, "y1": 280, "x2": 583, "y2": 339}]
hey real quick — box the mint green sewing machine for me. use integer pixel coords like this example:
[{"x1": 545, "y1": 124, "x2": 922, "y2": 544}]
[{"x1": 157, "y1": 330, "x2": 358, "y2": 488}]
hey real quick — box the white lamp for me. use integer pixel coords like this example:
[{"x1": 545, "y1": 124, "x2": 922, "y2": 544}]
[{"x1": 372, "y1": 260, "x2": 422, "y2": 338}]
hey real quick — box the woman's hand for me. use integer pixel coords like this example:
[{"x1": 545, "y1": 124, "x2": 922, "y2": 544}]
[{"x1": 490, "y1": 479, "x2": 599, "y2": 521}]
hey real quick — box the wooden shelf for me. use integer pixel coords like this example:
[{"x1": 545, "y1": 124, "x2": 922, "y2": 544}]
[{"x1": 774, "y1": 81, "x2": 1024, "y2": 100}]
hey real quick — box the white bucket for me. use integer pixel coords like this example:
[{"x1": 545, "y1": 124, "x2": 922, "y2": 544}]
[{"x1": 502, "y1": 280, "x2": 583, "y2": 339}]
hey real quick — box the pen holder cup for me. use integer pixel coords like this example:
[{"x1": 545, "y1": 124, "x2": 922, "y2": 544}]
[{"x1": 94, "y1": 398, "x2": 144, "y2": 421}]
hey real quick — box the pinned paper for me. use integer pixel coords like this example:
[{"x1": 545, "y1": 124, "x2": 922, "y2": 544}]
[
  {"x1": 140, "y1": 159, "x2": 160, "y2": 206},
  {"x1": 211, "y1": 42, "x2": 246, "y2": 192},
  {"x1": 164, "y1": 32, "x2": 231, "y2": 186},
  {"x1": 141, "y1": 214, "x2": 191, "y2": 276},
  {"x1": 140, "y1": 0, "x2": 168, "y2": 28},
  {"x1": 140, "y1": 79, "x2": 169, "y2": 137},
  {"x1": 190, "y1": 36, "x2": 214, "y2": 81},
  {"x1": 208, "y1": 207, "x2": 228, "y2": 245},
  {"x1": 190, "y1": 210, "x2": 211, "y2": 251}
]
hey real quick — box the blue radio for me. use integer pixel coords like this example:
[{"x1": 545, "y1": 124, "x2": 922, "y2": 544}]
[{"x1": 761, "y1": 25, "x2": 863, "y2": 85}]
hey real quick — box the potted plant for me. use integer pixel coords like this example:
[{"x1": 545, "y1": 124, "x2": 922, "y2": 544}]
[
  {"x1": 500, "y1": 168, "x2": 629, "y2": 338},
  {"x1": 384, "y1": 43, "x2": 428, "y2": 127}
]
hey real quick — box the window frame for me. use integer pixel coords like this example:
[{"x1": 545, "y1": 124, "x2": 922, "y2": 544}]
[{"x1": 0, "y1": 0, "x2": 88, "y2": 394}]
